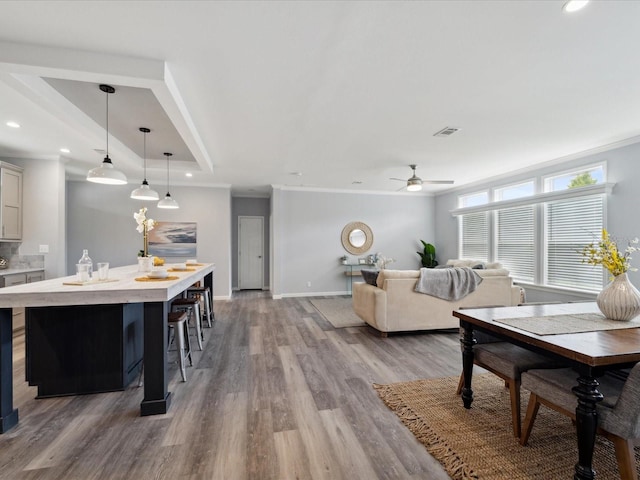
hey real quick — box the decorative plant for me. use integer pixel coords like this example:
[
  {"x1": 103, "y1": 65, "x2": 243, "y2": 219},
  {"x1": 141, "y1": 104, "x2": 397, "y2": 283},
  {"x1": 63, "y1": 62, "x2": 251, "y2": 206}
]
[
  {"x1": 580, "y1": 229, "x2": 638, "y2": 278},
  {"x1": 134, "y1": 207, "x2": 155, "y2": 257},
  {"x1": 374, "y1": 252, "x2": 395, "y2": 269},
  {"x1": 417, "y1": 240, "x2": 438, "y2": 268}
]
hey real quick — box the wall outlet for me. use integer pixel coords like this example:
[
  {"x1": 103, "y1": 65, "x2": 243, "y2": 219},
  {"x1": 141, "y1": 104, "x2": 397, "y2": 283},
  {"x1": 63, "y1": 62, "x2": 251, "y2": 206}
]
[
  {"x1": 39, "y1": 244, "x2": 49, "y2": 253},
  {"x1": 307, "y1": 281, "x2": 311, "y2": 287}
]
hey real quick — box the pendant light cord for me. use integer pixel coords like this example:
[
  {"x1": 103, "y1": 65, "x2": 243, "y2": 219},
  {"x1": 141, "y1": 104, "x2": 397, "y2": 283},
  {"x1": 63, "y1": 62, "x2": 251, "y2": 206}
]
[
  {"x1": 143, "y1": 131, "x2": 147, "y2": 180},
  {"x1": 105, "y1": 89, "x2": 109, "y2": 157}
]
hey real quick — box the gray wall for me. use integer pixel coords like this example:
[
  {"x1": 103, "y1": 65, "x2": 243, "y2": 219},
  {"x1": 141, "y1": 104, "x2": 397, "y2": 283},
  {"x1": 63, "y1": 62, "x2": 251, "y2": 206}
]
[
  {"x1": 271, "y1": 187, "x2": 436, "y2": 297},
  {"x1": 231, "y1": 196, "x2": 270, "y2": 290},
  {"x1": 434, "y1": 141, "x2": 640, "y2": 303},
  {"x1": 66, "y1": 181, "x2": 232, "y2": 299}
]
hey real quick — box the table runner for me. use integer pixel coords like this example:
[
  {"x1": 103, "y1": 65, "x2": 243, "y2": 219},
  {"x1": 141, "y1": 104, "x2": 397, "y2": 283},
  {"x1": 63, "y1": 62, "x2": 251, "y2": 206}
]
[{"x1": 494, "y1": 312, "x2": 640, "y2": 335}]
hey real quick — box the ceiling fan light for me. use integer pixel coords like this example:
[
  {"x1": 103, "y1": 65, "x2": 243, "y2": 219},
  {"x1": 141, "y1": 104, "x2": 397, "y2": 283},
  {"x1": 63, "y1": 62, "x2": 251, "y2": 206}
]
[
  {"x1": 131, "y1": 180, "x2": 160, "y2": 200},
  {"x1": 87, "y1": 156, "x2": 127, "y2": 185},
  {"x1": 157, "y1": 193, "x2": 179, "y2": 209},
  {"x1": 407, "y1": 182, "x2": 422, "y2": 192}
]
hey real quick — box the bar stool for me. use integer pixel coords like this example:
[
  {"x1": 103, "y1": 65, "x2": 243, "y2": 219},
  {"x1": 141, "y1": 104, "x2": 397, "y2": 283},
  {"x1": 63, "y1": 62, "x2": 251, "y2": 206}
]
[
  {"x1": 186, "y1": 285, "x2": 213, "y2": 328},
  {"x1": 168, "y1": 311, "x2": 191, "y2": 382},
  {"x1": 171, "y1": 297, "x2": 203, "y2": 351},
  {"x1": 137, "y1": 311, "x2": 193, "y2": 387}
]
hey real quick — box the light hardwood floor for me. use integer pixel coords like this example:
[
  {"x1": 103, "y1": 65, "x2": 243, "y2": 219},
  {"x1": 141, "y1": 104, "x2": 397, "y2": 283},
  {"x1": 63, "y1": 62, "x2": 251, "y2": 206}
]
[{"x1": 1, "y1": 292, "x2": 463, "y2": 479}]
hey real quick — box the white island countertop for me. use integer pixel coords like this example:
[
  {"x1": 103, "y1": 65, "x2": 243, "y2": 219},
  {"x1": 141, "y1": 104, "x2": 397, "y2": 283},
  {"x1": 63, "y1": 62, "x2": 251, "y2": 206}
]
[{"x1": 0, "y1": 263, "x2": 215, "y2": 308}]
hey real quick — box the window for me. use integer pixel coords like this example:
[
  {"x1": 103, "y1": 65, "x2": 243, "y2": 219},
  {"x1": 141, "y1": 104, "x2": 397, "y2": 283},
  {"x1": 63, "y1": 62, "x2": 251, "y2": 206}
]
[
  {"x1": 545, "y1": 195, "x2": 604, "y2": 291},
  {"x1": 459, "y1": 192, "x2": 489, "y2": 260},
  {"x1": 544, "y1": 165, "x2": 604, "y2": 192},
  {"x1": 454, "y1": 164, "x2": 608, "y2": 292},
  {"x1": 460, "y1": 212, "x2": 489, "y2": 261},
  {"x1": 495, "y1": 182, "x2": 535, "y2": 282}
]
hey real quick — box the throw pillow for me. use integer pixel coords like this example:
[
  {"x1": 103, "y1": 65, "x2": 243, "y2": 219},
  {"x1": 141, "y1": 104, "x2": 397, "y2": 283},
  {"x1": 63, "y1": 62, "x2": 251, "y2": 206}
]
[{"x1": 360, "y1": 269, "x2": 379, "y2": 286}]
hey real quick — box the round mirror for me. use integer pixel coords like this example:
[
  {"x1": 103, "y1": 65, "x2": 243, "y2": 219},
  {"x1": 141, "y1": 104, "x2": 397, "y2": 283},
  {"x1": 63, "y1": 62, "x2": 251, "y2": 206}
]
[
  {"x1": 349, "y1": 229, "x2": 366, "y2": 248},
  {"x1": 341, "y1": 221, "x2": 373, "y2": 255}
]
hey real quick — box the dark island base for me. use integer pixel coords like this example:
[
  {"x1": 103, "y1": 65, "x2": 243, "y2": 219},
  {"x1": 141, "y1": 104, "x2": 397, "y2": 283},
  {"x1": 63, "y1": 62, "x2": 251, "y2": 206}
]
[{"x1": 26, "y1": 303, "x2": 144, "y2": 398}]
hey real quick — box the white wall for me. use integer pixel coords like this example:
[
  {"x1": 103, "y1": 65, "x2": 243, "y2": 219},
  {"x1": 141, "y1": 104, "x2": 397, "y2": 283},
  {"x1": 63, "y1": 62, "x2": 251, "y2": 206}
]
[
  {"x1": 8, "y1": 157, "x2": 66, "y2": 279},
  {"x1": 434, "y1": 141, "x2": 640, "y2": 303},
  {"x1": 66, "y1": 181, "x2": 232, "y2": 299},
  {"x1": 271, "y1": 187, "x2": 436, "y2": 297}
]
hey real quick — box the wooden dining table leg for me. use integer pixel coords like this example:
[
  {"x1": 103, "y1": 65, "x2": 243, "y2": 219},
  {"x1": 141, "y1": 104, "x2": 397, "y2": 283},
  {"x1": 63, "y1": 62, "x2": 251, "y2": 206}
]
[
  {"x1": 571, "y1": 371, "x2": 604, "y2": 480},
  {"x1": 460, "y1": 322, "x2": 477, "y2": 409}
]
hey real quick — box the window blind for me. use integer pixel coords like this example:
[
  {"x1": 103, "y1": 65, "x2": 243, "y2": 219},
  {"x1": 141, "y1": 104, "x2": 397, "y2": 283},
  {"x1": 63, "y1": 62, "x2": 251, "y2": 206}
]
[
  {"x1": 496, "y1": 205, "x2": 535, "y2": 282},
  {"x1": 545, "y1": 195, "x2": 604, "y2": 291},
  {"x1": 460, "y1": 211, "x2": 489, "y2": 261}
]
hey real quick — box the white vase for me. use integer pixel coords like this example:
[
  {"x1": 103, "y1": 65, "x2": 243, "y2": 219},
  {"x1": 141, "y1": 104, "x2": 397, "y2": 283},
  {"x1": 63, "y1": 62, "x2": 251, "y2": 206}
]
[
  {"x1": 596, "y1": 272, "x2": 640, "y2": 321},
  {"x1": 138, "y1": 256, "x2": 154, "y2": 273}
]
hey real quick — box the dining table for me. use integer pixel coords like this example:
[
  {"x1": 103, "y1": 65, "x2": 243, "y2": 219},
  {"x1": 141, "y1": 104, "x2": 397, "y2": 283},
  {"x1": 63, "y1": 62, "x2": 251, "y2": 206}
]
[
  {"x1": 453, "y1": 302, "x2": 640, "y2": 480},
  {"x1": 0, "y1": 262, "x2": 215, "y2": 433}
]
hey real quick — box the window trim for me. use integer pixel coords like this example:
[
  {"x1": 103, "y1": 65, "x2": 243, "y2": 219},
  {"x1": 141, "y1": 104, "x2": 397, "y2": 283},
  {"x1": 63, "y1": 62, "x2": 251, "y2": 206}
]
[{"x1": 450, "y1": 182, "x2": 614, "y2": 217}]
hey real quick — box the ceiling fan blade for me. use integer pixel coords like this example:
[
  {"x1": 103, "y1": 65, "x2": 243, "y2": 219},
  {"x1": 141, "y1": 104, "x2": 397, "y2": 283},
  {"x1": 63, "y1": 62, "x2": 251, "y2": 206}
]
[
  {"x1": 389, "y1": 177, "x2": 406, "y2": 182},
  {"x1": 423, "y1": 180, "x2": 454, "y2": 184}
]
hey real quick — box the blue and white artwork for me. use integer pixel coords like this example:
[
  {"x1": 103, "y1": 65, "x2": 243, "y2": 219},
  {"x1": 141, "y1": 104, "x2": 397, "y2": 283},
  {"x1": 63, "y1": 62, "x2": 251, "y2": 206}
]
[{"x1": 148, "y1": 222, "x2": 197, "y2": 258}]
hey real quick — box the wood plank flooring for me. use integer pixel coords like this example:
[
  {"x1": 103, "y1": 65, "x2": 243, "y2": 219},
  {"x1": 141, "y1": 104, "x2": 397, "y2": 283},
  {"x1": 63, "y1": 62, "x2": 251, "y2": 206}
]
[{"x1": 0, "y1": 292, "x2": 464, "y2": 479}]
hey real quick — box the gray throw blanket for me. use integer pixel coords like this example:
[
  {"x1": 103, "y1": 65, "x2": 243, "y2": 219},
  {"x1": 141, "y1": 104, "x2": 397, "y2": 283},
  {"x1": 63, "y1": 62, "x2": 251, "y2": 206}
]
[{"x1": 414, "y1": 267, "x2": 483, "y2": 301}]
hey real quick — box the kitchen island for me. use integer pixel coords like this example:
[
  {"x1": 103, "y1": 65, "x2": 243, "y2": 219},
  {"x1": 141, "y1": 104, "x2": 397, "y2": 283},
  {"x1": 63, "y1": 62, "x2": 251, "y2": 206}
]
[{"x1": 0, "y1": 262, "x2": 215, "y2": 433}]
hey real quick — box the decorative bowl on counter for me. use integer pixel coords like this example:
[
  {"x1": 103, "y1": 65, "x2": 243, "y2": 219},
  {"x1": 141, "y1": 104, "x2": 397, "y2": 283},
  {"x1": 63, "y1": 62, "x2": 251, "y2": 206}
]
[{"x1": 147, "y1": 269, "x2": 168, "y2": 279}]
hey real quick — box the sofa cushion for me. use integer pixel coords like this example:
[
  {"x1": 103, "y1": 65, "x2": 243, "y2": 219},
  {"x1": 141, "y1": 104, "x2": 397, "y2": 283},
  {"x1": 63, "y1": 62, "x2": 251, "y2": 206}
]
[
  {"x1": 447, "y1": 259, "x2": 504, "y2": 270},
  {"x1": 376, "y1": 269, "x2": 420, "y2": 288},
  {"x1": 361, "y1": 269, "x2": 379, "y2": 286}
]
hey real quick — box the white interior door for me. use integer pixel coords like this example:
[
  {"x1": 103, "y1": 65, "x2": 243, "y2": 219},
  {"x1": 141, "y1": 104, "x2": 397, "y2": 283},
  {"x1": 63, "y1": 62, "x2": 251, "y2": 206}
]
[{"x1": 239, "y1": 216, "x2": 264, "y2": 290}]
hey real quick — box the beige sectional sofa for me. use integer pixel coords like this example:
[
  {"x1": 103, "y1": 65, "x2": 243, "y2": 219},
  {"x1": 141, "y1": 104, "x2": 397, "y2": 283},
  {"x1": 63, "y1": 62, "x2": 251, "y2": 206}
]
[{"x1": 352, "y1": 259, "x2": 523, "y2": 335}]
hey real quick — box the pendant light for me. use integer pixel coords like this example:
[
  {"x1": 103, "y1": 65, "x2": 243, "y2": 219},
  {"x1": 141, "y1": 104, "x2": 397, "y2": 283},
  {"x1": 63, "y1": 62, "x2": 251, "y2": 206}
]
[
  {"x1": 130, "y1": 127, "x2": 159, "y2": 200},
  {"x1": 157, "y1": 152, "x2": 179, "y2": 209},
  {"x1": 87, "y1": 84, "x2": 127, "y2": 185}
]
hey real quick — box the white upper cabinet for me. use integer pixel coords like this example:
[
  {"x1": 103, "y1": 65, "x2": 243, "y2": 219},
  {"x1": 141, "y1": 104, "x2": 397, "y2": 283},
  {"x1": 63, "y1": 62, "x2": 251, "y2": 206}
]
[{"x1": 0, "y1": 162, "x2": 23, "y2": 241}]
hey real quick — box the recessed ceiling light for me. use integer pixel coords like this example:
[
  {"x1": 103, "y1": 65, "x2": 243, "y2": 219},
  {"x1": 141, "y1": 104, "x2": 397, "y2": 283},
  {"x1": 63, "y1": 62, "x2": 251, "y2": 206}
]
[
  {"x1": 6, "y1": 121, "x2": 20, "y2": 128},
  {"x1": 563, "y1": 0, "x2": 589, "y2": 13},
  {"x1": 352, "y1": 181, "x2": 363, "y2": 185},
  {"x1": 185, "y1": 172, "x2": 193, "y2": 177},
  {"x1": 60, "y1": 148, "x2": 71, "y2": 154},
  {"x1": 290, "y1": 171, "x2": 302, "y2": 176}
]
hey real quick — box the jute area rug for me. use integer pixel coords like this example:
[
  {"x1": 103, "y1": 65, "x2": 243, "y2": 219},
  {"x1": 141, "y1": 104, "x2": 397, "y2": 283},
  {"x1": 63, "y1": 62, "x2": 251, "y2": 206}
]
[
  {"x1": 309, "y1": 297, "x2": 366, "y2": 328},
  {"x1": 374, "y1": 374, "x2": 640, "y2": 480}
]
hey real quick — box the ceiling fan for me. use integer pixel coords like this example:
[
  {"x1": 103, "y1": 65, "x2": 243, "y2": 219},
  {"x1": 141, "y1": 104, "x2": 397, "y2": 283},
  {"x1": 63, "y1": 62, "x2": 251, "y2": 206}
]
[{"x1": 390, "y1": 164, "x2": 454, "y2": 191}]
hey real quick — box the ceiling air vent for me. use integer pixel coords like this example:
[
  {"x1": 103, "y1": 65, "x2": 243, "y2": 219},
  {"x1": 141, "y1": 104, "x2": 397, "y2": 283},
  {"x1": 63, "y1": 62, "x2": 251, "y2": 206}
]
[{"x1": 433, "y1": 127, "x2": 460, "y2": 137}]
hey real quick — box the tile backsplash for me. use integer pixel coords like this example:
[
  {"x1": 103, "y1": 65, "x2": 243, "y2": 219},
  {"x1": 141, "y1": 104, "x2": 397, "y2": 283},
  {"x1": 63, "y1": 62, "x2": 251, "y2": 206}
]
[{"x1": 0, "y1": 243, "x2": 45, "y2": 269}]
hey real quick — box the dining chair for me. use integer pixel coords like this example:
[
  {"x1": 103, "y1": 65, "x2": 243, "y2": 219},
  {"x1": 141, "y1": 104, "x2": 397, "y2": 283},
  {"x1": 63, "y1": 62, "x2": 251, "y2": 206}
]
[
  {"x1": 520, "y1": 363, "x2": 640, "y2": 480},
  {"x1": 456, "y1": 304, "x2": 570, "y2": 438}
]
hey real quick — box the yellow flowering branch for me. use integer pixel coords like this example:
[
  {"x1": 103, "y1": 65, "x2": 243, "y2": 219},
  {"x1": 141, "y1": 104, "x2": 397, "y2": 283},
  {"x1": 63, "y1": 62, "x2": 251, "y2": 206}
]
[{"x1": 580, "y1": 229, "x2": 638, "y2": 277}]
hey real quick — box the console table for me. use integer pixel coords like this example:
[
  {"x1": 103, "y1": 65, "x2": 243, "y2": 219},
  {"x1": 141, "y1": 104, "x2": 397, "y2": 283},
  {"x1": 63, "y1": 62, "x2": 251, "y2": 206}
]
[
  {"x1": 343, "y1": 263, "x2": 375, "y2": 295},
  {"x1": 0, "y1": 263, "x2": 214, "y2": 433}
]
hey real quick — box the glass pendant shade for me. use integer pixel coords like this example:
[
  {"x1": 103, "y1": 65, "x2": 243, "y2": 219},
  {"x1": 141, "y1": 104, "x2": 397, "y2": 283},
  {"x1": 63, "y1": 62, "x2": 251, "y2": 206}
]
[
  {"x1": 157, "y1": 152, "x2": 179, "y2": 209},
  {"x1": 157, "y1": 193, "x2": 179, "y2": 209},
  {"x1": 131, "y1": 127, "x2": 159, "y2": 200},
  {"x1": 131, "y1": 180, "x2": 159, "y2": 200},
  {"x1": 87, "y1": 156, "x2": 128, "y2": 185},
  {"x1": 87, "y1": 84, "x2": 127, "y2": 185}
]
